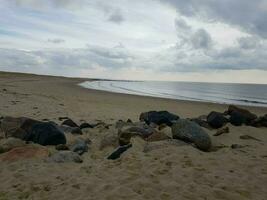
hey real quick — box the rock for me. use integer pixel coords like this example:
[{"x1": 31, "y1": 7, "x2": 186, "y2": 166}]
[
  {"x1": 231, "y1": 144, "x2": 247, "y2": 149},
  {"x1": 107, "y1": 144, "x2": 133, "y2": 160},
  {"x1": 146, "y1": 131, "x2": 171, "y2": 142},
  {"x1": 58, "y1": 117, "x2": 69, "y2": 121},
  {"x1": 139, "y1": 111, "x2": 179, "y2": 126},
  {"x1": 0, "y1": 145, "x2": 49, "y2": 162},
  {"x1": 55, "y1": 144, "x2": 69, "y2": 151},
  {"x1": 70, "y1": 138, "x2": 89, "y2": 155},
  {"x1": 213, "y1": 126, "x2": 229, "y2": 136},
  {"x1": 80, "y1": 122, "x2": 93, "y2": 129},
  {"x1": 127, "y1": 119, "x2": 133, "y2": 123},
  {"x1": 71, "y1": 127, "x2": 83, "y2": 135},
  {"x1": 0, "y1": 137, "x2": 25, "y2": 153},
  {"x1": 171, "y1": 119, "x2": 212, "y2": 151},
  {"x1": 118, "y1": 123, "x2": 156, "y2": 145},
  {"x1": 190, "y1": 116, "x2": 211, "y2": 129},
  {"x1": 207, "y1": 111, "x2": 228, "y2": 129},
  {"x1": 24, "y1": 122, "x2": 66, "y2": 146},
  {"x1": 0, "y1": 117, "x2": 40, "y2": 139},
  {"x1": 240, "y1": 135, "x2": 261, "y2": 141},
  {"x1": 48, "y1": 151, "x2": 83, "y2": 163},
  {"x1": 61, "y1": 119, "x2": 79, "y2": 128},
  {"x1": 227, "y1": 105, "x2": 257, "y2": 126},
  {"x1": 250, "y1": 114, "x2": 267, "y2": 127}
]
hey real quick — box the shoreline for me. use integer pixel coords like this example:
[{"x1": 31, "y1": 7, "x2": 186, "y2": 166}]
[{"x1": 78, "y1": 81, "x2": 267, "y2": 109}]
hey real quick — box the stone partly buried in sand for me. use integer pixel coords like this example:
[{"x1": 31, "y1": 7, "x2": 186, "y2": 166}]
[
  {"x1": 0, "y1": 116, "x2": 39, "y2": 139},
  {"x1": 47, "y1": 151, "x2": 83, "y2": 163},
  {"x1": 171, "y1": 119, "x2": 212, "y2": 151},
  {"x1": 118, "y1": 122, "x2": 156, "y2": 145},
  {"x1": 107, "y1": 144, "x2": 133, "y2": 160},
  {"x1": 139, "y1": 111, "x2": 179, "y2": 126},
  {"x1": 0, "y1": 145, "x2": 49, "y2": 162},
  {"x1": 61, "y1": 118, "x2": 79, "y2": 128},
  {"x1": 213, "y1": 126, "x2": 229, "y2": 136},
  {"x1": 1, "y1": 117, "x2": 66, "y2": 146},
  {"x1": 70, "y1": 138, "x2": 90, "y2": 155},
  {"x1": 0, "y1": 137, "x2": 26, "y2": 153}
]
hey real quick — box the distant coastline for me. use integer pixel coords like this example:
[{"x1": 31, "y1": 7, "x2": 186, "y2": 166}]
[{"x1": 80, "y1": 80, "x2": 267, "y2": 108}]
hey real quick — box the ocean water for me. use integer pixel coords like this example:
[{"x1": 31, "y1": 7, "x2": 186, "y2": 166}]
[{"x1": 79, "y1": 80, "x2": 267, "y2": 107}]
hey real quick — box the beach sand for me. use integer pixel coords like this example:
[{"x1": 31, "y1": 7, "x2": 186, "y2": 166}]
[{"x1": 0, "y1": 71, "x2": 267, "y2": 200}]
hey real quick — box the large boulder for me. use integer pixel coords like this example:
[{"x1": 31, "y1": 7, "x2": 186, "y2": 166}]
[
  {"x1": 171, "y1": 119, "x2": 212, "y2": 151},
  {"x1": 0, "y1": 117, "x2": 40, "y2": 139},
  {"x1": 139, "y1": 111, "x2": 179, "y2": 126},
  {"x1": 0, "y1": 145, "x2": 49, "y2": 162},
  {"x1": 24, "y1": 122, "x2": 66, "y2": 146},
  {"x1": 47, "y1": 151, "x2": 83, "y2": 163},
  {"x1": 227, "y1": 105, "x2": 257, "y2": 126},
  {"x1": 207, "y1": 111, "x2": 228, "y2": 129}
]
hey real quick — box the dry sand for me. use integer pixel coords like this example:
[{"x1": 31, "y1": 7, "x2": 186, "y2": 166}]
[{"x1": 0, "y1": 71, "x2": 267, "y2": 200}]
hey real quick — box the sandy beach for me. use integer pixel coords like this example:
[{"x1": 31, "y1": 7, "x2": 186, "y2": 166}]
[{"x1": 0, "y1": 71, "x2": 267, "y2": 200}]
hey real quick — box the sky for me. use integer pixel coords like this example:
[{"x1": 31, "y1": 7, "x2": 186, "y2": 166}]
[{"x1": 1, "y1": 0, "x2": 267, "y2": 83}]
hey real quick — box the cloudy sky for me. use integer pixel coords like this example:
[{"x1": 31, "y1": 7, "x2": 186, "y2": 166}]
[{"x1": 1, "y1": 0, "x2": 267, "y2": 83}]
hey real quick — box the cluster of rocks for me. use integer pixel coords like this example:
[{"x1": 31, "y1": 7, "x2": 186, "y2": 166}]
[
  {"x1": 0, "y1": 117, "x2": 94, "y2": 163},
  {"x1": 191, "y1": 105, "x2": 267, "y2": 129},
  {"x1": 0, "y1": 105, "x2": 266, "y2": 162}
]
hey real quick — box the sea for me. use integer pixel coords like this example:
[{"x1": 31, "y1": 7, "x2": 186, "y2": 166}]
[{"x1": 79, "y1": 80, "x2": 267, "y2": 107}]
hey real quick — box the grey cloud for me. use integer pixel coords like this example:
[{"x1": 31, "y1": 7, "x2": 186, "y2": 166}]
[
  {"x1": 175, "y1": 18, "x2": 213, "y2": 50},
  {"x1": 47, "y1": 38, "x2": 65, "y2": 44},
  {"x1": 190, "y1": 29, "x2": 212, "y2": 49},
  {"x1": 160, "y1": 0, "x2": 267, "y2": 38},
  {"x1": 11, "y1": 0, "x2": 86, "y2": 9},
  {"x1": 108, "y1": 11, "x2": 124, "y2": 24},
  {"x1": 175, "y1": 18, "x2": 191, "y2": 31},
  {"x1": 238, "y1": 36, "x2": 261, "y2": 49},
  {"x1": 0, "y1": 45, "x2": 135, "y2": 75}
]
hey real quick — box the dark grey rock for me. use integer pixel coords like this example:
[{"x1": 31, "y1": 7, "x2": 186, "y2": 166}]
[
  {"x1": 139, "y1": 111, "x2": 179, "y2": 126},
  {"x1": 61, "y1": 119, "x2": 79, "y2": 128},
  {"x1": 207, "y1": 111, "x2": 228, "y2": 129},
  {"x1": 24, "y1": 122, "x2": 66, "y2": 146},
  {"x1": 80, "y1": 122, "x2": 93, "y2": 129},
  {"x1": 71, "y1": 127, "x2": 83, "y2": 135},
  {"x1": 107, "y1": 144, "x2": 132, "y2": 160},
  {"x1": 171, "y1": 119, "x2": 212, "y2": 151},
  {"x1": 227, "y1": 105, "x2": 257, "y2": 126},
  {"x1": 250, "y1": 114, "x2": 267, "y2": 127}
]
